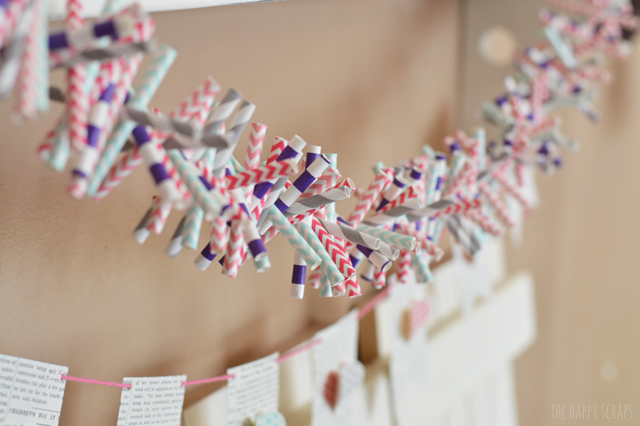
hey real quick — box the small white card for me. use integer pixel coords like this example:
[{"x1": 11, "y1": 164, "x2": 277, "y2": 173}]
[
  {"x1": 0, "y1": 354, "x2": 68, "y2": 426},
  {"x1": 226, "y1": 353, "x2": 280, "y2": 426},
  {"x1": 452, "y1": 240, "x2": 492, "y2": 315},
  {"x1": 388, "y1": 276, "x2": 430, "y2": 426},
  {"x1": 116, "y1": 375, "x2": 186, "y2": 426},
  {"x1": 311, "y1": 310, "x2": 364, "y2": 426}
]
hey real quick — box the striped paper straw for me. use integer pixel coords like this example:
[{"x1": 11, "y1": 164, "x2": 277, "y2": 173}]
[
  {"x1": 357, "y1": 223, "x2": 416, "y2": 251},
  {"x1": 0, "y1": 1, "x2": 32, "y2": 98},
  {"x1": 222, "y1": 216, "x2": 245, "y2": 278},
  {"x1": 181, "y1": 205, "x2": 204, "y2": 250},
  {"x1": 397, "y1": 251, "x2": 412, "y2": 283},
  {"x1": 284, "y1": 179, "x2": 353, "y2": 216},
  {"x1": 319, "y1": 274, "x2": 332, "y2": 297},
  {"x1": 65, "y1": 0, "x2": 87, "y2": 152},
  {"x1": 243, "y1": 123, "x2": 267, "y2": 196},
  {"x1": 266, "y1": 206, "x2": 321, "y2": 270},
  {"x1": 165, "y1": 216, "x2": 185, "y2": 258},
  {"x1": 309, "y1": 216, "x2": 356, "y2": 283},
  {"x1": 88, "y1": 45, "x2": 179, "y2": 196},
  {"x1": 295, "y1": 218, "x2": 344, "y2": 288},
  {"x1": 13, "y1": 0, "x2": 40, "y2": 120},
  {"x1": 308, "y1": 269, "x2": 321, "y2": 290},
  {"x1": 346, "y1": 169, "x2": 392, "y2": 228},
  {"x1": 291, "y1": 251, "x2": 306, "y2": 299},
  {"x1": 319, "y1": 218, "x2": 380, "y2": 250},
  {"x1": 224, "y1": 159, "x2": 298, "y2": 190},
  {"x1": 300, "y1": 166, "x2": 341, "y2": 198},
  {"x1": 323, "y1": 153, "x2": 338, "y2": 222},
  {"x1": 211, "y1": 100, "x2": 255, "y2": 177},
  {"x1": 355, "y1": 245, "x2": 391, "y2": 272},
  {"x1": 209, "y1": 216, "x2": 229, "y2": 253},
  {"x1": 372, "y1": 268, "x2": 387, "y2": 289}
]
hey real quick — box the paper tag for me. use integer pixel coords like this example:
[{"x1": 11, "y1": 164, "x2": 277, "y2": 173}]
[
  {"x1": 387, "y1": 278, "x2": 429, "y2": 426},
  {"x1": 116, "y1": 375, "x2": 186, "y2": 426},
  {"x1": 452, "y1": 241, "x2": 492, "y2": 315},
  {"x1": 0, "y1": 354, "x2": 68, "y2": 426},
  {"x1": 227, "y1": 353, "x2": 280, "y2": 426},
  {"x1": 311, "y1": 310, "x2": 361, "y2": 426}
]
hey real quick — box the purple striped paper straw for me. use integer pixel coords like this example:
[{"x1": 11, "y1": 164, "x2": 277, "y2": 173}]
[
  {"x1": 356, "y1": 245, "x2": 391, "y2": 272},
  {"x1": 273, "y1": 154, "x2": 330, "y2": 213},
  {"x1": 291, "y1": 251, "x2": 306, "y2": 300},
  {"x1": 194, "y1": 242, "x2": 217, "y2": 271},
  {"x1": 377, "y1": 174, "x2": 406, "y2": 211}
]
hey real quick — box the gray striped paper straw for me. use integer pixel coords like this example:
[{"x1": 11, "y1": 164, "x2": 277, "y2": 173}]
[
  {"x1": 377, "y1": 241, "x2": 399, "y2": 260},
  {"x1": 361, "y1": 197, "x2": 424, "y2": 227},
  {"x1": 376, "y1": 172, "x2": 407, "y2": 211},
  {"x1": 357, "y1": 223, "x2": 417, "y2": 251},
  {"x1": 283, "y1": 184, "x2": 352, "y2": 216},
  {"x1": 211, "y1": 100, "x2": 256, "y2": 178},
  {"x1": 405, "y1": 199, "x2": 455, "y2": 222},
  {"x1": 120, "y1": 107, "x2": 200, "y2": 140},
  {"x1": 447, "y1": 215, "x2": 481, "y2": 256},
  {"x1": 355, "y1": 245, "x2": 391, "y2": 272},
  {"x1": 318, "y1": 218, "x2": 380, "y2": 250},
  {"x1": 165, "y1": 216, "x2": 186, "y2": 258}
]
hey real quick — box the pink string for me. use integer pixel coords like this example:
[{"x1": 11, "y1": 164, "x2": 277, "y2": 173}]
[
  {"x1": 60, "y1": 291, "x2": 391, "y2": 390},
  {"x1": 61, "y1": 374, "x2": 132, "y2": 389},
  {"x1": 181, "y1": 374, "x2": 235, "y2": 387},
  {"x1": 276, "y1": 338, "x2": 323, "y2": 364},
  {"x1": 357, "y1": 285, "x2": 392, "y2": 320}
]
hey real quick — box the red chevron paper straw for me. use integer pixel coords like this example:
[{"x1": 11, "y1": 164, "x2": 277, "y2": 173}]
[
  {"x1": 479, "y1": 182, "x2": 515, "y2": 228},
  {"x1": 432, "y1": 197, "x2": 482, "y2": 218},
  {"x1": 347, "y1": 169, "x2": 392, "y2": 228},
  {"x1": 209, "y1": 217, "x2": 229, "y2": 253},
  {"x1": 222, "y1": 216, "x2": 246, "y2": 279},
  {"x1": 464, "y1": 209, "x2": 503, "y2": 237},
  {"x1": 146, "y1": 197, "x2": 172, "y2": 235},
  {"x1": 93, "y1": 147, "x2": 144, "y2": 202},
  {"x1": 397, "y1": 250, "x2": 411, "y2": 283},
  {"x1": 224, "y1": 159, "x2": 298, "y2": 190},
  {"x1": 493, "y1": 170, "x2": 530, "y2": 208},
  {"x1": 243, "y1": 123, "x2": 267, "y2": 195},
  {"x1": 0, "y1": 0, "x2": 28, "y2": 47},
  {"x1": 65, "y1": 0, "x2": 87, "y2": 152},
  {"x1": 13, "y1": 0, "x2": 40, "y2": 120},
  {"x1": 372, "y1": 268, "x2": 386, "y2": 289},
  {"x1": 309, "y1": 216, "x2": 356, "y2": 283}
]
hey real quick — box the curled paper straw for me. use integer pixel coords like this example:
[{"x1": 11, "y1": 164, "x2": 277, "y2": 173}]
[
  {"x1": 397, "y1": 251, "x2": 412, "y2": 283},
  {"x1": 320, "y1": 218, "x2": 380, "y2": 250},
  {"x1": 243, "y1": 123, "x2": 266, "y2": 196},
  {"x1": 294, "y1": 218, "x2": 344, "y2": 287},
  {"x1": 323, "y1": 153, "x2": 338, "y2": 222},
  {"x1": 266, "y1": 205, "x2": 321, "y2": 270},
  {"x1": 210, "y1": 99, "x2": 255, "y2": 177},
  {"x1": 377, "y1": 173, "x2": 406, "y2": 211},
  {"x1": 224, "y1": 159, "x2": 298, "y2": 190},
  {"x1": 13, "y1": 0, "x2": 41, "y2": 120},
  {"x1": 301, "y1": 165, "x2": 341, "y2": 197},
  {"x1": 222, "y1": 217, "x2": 245, "y2": 279},
  {"x1": 357, "y1": 223, "x2": 416, "y2": 252},
  {"x1": 356, "y1": 245, "x2": 391, "y2": 272},
  {"x1": 209, "y1": 216, "x2": 229, "y2": 253},
  {"x1": 362, "y1": 194, "x2": 423, "y2": 227},
  {"x1": 181, "y1": 205, "x2": 204, "y2": 250},
  {"x1": 146, "y1": 198, "x2": 172, "y2": 235},
  {"x1": 414, "y1": 252, "x2": 434, "y2": 284},
  {"x1": 345, "y1": 276, "x2": 362, "y2": 298},
  {"x1": 165, "y1": 217, "x2": 185, "y2": 258},
  {"x1": 347, "y1": 168, "x2": 392, "y2": 228},
  {"x1": 284, "y1": 183, "x2": 353, "y2": 216},
  {"x1": 88, "y1": 45, "x2": 180, "y2": 196},
  {"x1": 291, "y1": 251, "x2": 306, "y2": 300},
  {"x1": 372, "y1": 268, "x2": 386, "y2": 289},
  {"x1": 275, "y1": 153, "x2": 330, "y2": 213},
  {"x1": 309, "y1": 216, "x2": 356, "y2": 282}
]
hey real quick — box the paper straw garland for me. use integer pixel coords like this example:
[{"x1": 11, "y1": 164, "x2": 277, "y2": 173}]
[{"x1": 0, "y1": 0, "x2": 633, "y2": 298}]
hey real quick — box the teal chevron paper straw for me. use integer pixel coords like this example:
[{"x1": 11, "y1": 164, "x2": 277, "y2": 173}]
[
  {"x1": 88, "y1": 45, "x2": 178, "y2": 196},
  {"x1": 48, "y1": 117, "x2": 70, "y2": 172},
  {"x1": 254, "y1": 253, "x2": 271, "y2": 272},
  {"x1": 267, "y1": 206, "x2": 321, "y2": 270},
  {"x1": 294, "y1": 219, "x2": 344, "y2": 288},
  {"x1": 319, "y1": 274, "x2": 333, "y2": 297},
  {"x1": 414, "y1": 252, "x2": 434, "y2": 284},
  {"x1": 358, "y1": 224, "x2": 417, "y2": 252},
  {"x1": 168, "y1": 151, "x2": 228, "y2": 220},
  {"x1": 181, "y1": 205, "x2": 204, "y2": 250}
]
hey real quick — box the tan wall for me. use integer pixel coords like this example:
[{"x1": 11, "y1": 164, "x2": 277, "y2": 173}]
[{"x1": 0, "y1": 1, "x2": 460, "y2": 424}]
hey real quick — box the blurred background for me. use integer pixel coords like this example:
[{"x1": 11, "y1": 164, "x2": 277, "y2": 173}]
[{"x1": 0, "y1": 0, "x2": 639, "y2": 425}]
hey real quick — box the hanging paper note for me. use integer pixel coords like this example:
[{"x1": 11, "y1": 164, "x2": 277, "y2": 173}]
[
  {"x1": 311, "y1": 310, "x2": 364, "y2": 426},
  {"x1": 116, "y1": 375, "x2": 186, "y2": 426},
  {"x1": 0, "y1": 354, "x2": 68, "y2": 426},
  {"x1": 452, "y1": 240, "x2": 492, "y2": 316},
  {"x1": 387, "y1": 277, "x2": 430, "y2": 426},
  {"x1": 226, "y1": 353, "x2": 281, "y2": 426}
]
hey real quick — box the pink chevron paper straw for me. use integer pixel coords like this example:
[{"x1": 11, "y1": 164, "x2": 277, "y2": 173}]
[
  {"x1": 65, "y1": 0, "x2": 88, "y2": 152},
  {"x1": 146, "y1": 197, "x2": 172, "y2": 235},
  {"x1": 372, "y1": 268, "x2": 386, "y2": 290},
  {"x1": 224, "y1": 159, "x2": 298, "y2": 190},
  {"x1": 347, "y1": 168, "x2": 393, "y2": 228},
  {"x1": 479, "y1": 182, "x2": 515, "y2": 228},
  {"x1": 243, "y1": 123, "x2": 267, "y2": 195},
  {"x1": 209, "y1": 217, "x2": 229, "y2": 253},
  {"x1": 464, "y1": 209, "x2": 503, "y2": 237},
  {"x1": 397, "y1": 250, "x2": 411, "y2": 284},
  {"x1": 93, "y1": 78, "x2": 218, "y2": 201},
  {"x1": 494, "y1": 169, "x2": 530, "y2": 208},
  {"x1": 13, "y1": 0, "x2": 40, "y2": 121},
  {"x1": 249, "y1": 137, "x2": 288, "y2": 221},
  {"x1": 345, "y1": 275, "x2": 362, "y2": 298},
  {"x1": 222, "y1": 215, "x2": 245, "y2": 278}
]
